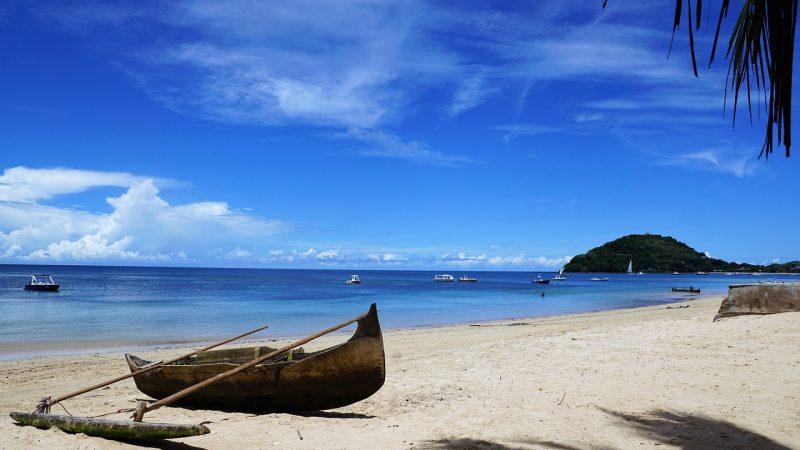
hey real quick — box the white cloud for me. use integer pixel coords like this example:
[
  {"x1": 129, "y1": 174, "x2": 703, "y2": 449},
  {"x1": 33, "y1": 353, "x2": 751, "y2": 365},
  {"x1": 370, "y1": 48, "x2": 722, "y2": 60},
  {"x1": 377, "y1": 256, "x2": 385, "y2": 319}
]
[
  {"x1": 0, "y1": 168, "x2": 286, "y2": 263},
  {"x1": 347, "y1": 128, "x2": 478, "y2": 167},
  {"x1": 668, "y1": 149, "x2": 757, "y2": 177},
  {"x1": 0, "y1": 166, "x2": 159, "y2": 202},
  {"x1": 574, "y1": 111, "x2": 605, "y2": 123},
  {"x1": 446, "y1": 74, "x2": 496, "y2": 118}
]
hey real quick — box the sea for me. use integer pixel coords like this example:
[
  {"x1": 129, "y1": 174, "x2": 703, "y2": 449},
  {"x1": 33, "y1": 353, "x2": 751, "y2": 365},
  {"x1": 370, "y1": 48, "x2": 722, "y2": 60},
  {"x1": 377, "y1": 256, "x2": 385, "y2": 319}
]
[{"x1": 0, "y1": 265, "x2": 792, "y2": 360}]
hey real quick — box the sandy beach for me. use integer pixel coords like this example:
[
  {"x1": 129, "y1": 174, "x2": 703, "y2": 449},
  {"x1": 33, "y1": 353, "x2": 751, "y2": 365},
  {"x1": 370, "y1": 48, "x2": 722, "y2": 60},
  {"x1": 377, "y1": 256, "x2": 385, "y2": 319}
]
[{"x1": 1, "y1": 296, "x2": 798, "y2": 449}]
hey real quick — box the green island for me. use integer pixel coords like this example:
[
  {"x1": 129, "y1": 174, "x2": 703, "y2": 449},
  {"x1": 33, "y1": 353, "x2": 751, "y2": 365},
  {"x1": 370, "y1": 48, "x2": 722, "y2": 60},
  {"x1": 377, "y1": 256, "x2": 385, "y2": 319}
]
[{"x1": 564, "y1": 234, "x2": 800, "y2": 273}]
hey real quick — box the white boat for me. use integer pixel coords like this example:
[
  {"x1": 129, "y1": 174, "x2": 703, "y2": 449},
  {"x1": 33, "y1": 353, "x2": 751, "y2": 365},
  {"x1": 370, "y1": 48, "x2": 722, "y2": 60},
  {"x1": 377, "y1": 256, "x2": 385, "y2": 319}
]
[
  {"x1": 589, "y1": 277, "x2": 609, "y2": 282},
  {"x1": 433, "y1": 274, "x2": 455, "y2": 282},
  {"x1": 626, "y1": 260, "x2": 633, "y2": 275},
  {"x1": 346, "y1": 274, "x2": 361, "y2": 284},
  {"x1": 533, "y1": 275, "x2": 550, "y2": 285},
  {"x1": 24, "y1": 274, "x2": 60, "y2": 292},
  {"x1": 672, "y1": 271, "x2": 682, "y2": 275},
  {"x1": 696, "y1": 271, "x2": 708, "y2": 276},
  {"x1": 637, "y1": 271, "x2": 644, "y2": 275},
  {"x1": 458, "y1": 276, "x2": 477, "y2": 282},
  {"x1": 553, "y1": 267, "x2": 567, "y2": 281}
]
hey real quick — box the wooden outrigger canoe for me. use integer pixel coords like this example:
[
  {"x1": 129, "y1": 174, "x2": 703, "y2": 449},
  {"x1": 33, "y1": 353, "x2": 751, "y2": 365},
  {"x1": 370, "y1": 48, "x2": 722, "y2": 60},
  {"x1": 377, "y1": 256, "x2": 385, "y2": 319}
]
[{"x1": 125, "y1": 303, "x2": 385, "y2": 412}]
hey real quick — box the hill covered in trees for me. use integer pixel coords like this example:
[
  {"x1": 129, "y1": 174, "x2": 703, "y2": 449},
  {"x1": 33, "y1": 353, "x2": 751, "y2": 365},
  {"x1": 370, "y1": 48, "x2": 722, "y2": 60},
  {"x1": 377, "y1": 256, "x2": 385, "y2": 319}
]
[{"x1": 563, "y1": 234, "x2": 800, "y2": 273}]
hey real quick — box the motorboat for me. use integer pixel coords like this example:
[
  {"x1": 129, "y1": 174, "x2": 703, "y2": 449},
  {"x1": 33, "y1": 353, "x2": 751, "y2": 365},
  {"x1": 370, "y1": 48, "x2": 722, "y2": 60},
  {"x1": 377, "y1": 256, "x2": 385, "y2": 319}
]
[
  {"x1": 346, "y1": 274, "x2": 361, "y2": 284},
  {"x1": 24, "y1": 275, "x2": 60, "y2": 292},
  {"x1": 433, "y1": 274, "x2": 455, "y2": 282},
  {"x1": 458, "y1": 276, "x2": 477, "y2": 282},
  {"x1": 589, "y1": 277, "x2": 609, "y2": 282},
  {"x1": 533, "y1": 275, "x2": 550, "y2": 285}
]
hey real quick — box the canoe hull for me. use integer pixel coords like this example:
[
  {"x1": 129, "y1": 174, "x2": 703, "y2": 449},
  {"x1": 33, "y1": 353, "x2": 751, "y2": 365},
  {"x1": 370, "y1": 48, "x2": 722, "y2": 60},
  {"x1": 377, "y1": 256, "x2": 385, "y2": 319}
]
[
  {"x1": 9, "y1": 412, "x2": 209, "y2": 439},
  {"x1": 126, "y1": 304, "x2": 385, "y2": 412}
]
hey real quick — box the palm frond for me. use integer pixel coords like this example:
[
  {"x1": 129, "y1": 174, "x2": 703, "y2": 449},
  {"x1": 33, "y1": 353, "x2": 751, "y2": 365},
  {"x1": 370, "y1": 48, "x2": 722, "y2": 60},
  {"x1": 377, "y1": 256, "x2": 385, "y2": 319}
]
[{"x1": 606, "y1": 0, "x2": 797, "y2": 158}]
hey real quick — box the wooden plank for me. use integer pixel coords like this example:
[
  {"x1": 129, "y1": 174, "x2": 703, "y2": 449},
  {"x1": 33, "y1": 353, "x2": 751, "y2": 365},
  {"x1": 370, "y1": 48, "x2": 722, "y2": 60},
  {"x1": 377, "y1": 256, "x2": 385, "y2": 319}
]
[{"x1": 10, "y1": 412, "x2": 210, "y2": 440}]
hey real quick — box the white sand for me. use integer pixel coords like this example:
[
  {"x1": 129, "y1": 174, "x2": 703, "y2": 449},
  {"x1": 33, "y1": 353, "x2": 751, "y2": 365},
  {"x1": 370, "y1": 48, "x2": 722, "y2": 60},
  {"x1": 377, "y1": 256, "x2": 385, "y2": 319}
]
[{"x1": 1, "y1": 296, "x2": 798, "y2": 449}]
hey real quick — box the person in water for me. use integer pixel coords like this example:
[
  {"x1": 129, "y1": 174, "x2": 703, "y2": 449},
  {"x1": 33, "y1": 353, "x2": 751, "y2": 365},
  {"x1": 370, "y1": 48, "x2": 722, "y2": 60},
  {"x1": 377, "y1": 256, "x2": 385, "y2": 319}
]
[{"x1": 541, "y1": 292, "x2": 545, "y2": 298}]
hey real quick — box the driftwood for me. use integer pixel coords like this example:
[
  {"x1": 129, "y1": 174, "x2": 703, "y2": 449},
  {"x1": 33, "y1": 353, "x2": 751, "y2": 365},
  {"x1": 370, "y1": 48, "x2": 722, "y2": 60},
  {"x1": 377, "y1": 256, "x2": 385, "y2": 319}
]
[{"x1": 9, "y1": 412, "x2": 209, "y2": 439}]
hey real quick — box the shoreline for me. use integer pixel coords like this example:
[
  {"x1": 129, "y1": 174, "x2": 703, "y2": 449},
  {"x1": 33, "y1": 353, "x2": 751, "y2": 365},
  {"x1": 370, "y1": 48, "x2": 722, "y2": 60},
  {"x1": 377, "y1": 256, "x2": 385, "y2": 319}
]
[
  {"x1": 2, "y1": 294, "x2": 798, "y2": 449},
  {"x1": 0, "y1": 293, "x2": 718, "y2": 362}
]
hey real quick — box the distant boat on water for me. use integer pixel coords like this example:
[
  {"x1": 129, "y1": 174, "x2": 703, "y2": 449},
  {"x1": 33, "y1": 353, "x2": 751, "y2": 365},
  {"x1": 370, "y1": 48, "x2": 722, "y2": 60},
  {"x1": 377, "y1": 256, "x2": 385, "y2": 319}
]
[
  {"x1": 24, "y1": 275, "x2": 59, "y2": 292},
  {"x1": 433, "y1": 274, "x2": 454, "y2": 282},
  {"x1": 672, "y1": 287, "x2": 700, "y2": 293},
  {"x1": 589, "y1": 277, "x2": 609, "y2": 282},
  {"x1": 672, "y1": 271, "x2": 682, "y2": 275},
  {"x1": 696, "y1": 271, "x2": 709, "y2": 276},
  {"x1": 626, "y1": 260, "x2": 633, "y2": 275},
  {"x1": 458, "y1": 276, "x2": 477, "y2": 282},
  {"x1": 346, "y1": 274, "x2": 361, "y2": 284},
  {"x1": 533, "y1": 275, "x2": 550, "y2": 285},
  {"x1": 553, "y1": 267, "x2": 567, "y2": 281}
]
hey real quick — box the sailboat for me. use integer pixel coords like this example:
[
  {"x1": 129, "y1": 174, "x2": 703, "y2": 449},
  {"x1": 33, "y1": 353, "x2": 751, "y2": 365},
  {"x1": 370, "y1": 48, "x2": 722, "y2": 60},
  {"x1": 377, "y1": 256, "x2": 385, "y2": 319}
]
[
  {"x1": 553, "y1": 267, "x2": 566, "y2": 281},
  {"x1": 626, "y1": 260, "x2": 633, "y2": 275}
]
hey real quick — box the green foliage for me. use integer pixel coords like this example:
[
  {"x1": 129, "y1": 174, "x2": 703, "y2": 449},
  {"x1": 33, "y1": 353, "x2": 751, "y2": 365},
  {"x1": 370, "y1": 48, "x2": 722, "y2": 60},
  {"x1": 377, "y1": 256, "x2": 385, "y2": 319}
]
[{"x1": 564, "y1": 234, "x2": 799, "y2": 273}]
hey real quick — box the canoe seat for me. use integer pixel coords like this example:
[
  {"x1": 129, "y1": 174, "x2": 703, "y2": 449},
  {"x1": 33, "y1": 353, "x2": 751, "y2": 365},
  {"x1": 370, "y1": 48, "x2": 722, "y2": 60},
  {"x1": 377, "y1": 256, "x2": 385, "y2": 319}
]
[{"x1": 194, "y1": 346, "x2": 305, "y2": 365}]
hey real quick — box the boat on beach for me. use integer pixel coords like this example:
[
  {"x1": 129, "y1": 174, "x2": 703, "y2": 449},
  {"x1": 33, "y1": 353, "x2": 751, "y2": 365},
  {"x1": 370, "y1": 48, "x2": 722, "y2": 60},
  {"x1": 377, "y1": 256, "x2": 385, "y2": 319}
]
[
  {"x1": 346, "y1": 274, "x2": 361, "y2": 284},
  {"x1": 125, "y1": 304, "x2": 385, "y2": 412},
  {"x1": 24, "y1": 275, "x2": 60, "y2": 292},
  {"x1": 458, "y1": 276, "x2": 477, "y2": 282},
  {"x1": 433, "y1": 274, "x2": 455, "y2": 282}
]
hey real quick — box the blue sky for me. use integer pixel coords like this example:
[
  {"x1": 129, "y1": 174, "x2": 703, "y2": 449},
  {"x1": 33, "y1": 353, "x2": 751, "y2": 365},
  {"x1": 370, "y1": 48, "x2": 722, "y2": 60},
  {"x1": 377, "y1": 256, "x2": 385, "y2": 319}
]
[{"x1": 0, "y1": 0, "x2": 798, "y2": 270}]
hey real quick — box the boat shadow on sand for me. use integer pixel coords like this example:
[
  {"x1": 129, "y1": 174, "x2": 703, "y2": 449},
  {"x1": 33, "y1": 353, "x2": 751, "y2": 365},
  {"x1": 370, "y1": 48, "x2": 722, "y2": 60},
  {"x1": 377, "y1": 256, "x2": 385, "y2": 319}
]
[{"x1": 421, "y1": 407, "x2": 791, "y2": 449}]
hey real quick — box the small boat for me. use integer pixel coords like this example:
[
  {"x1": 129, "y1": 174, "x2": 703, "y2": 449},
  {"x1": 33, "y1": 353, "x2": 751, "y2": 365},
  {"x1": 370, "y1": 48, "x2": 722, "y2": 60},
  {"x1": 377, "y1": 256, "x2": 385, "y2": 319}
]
[
  {"x1": 533, "y1": 275, "x2": 550, "y2": 284},
  {"x1": 672, "y1": 271, "x2": 682, "y2": 275},
  {"x1": 696, "y1": 271, "x2": 709, "y2": 276},
  {"x1": 626, "y1": 260, "x2": 633, "y2": 275},
  {"x1": 346, "y1": 274, "x2": 361, "y2": 284},
  {"x1": 637, "y1": 271, "x2": 645, "y2": 275},
  {"x1": 24, "y1": 275, "x2": 60, "y2": 292},
  {"x1": 433, "y1": 274, "x2": 455, "y2": 282},
  {"x1": 458, "y1": 276, "x2": 477, "y2": 282},
  {"x1": 672, "y1": 287, "x2": 701, "y2": 293},
  {"x1": 589, "y1": 277, "x2": 609, "y2": 282},
  {"x1": 126, "y1": 304, "x2": 385, "y2": 412},
  {"x1": 553, "y1": 267, "x2": 567, "y2": 281}
]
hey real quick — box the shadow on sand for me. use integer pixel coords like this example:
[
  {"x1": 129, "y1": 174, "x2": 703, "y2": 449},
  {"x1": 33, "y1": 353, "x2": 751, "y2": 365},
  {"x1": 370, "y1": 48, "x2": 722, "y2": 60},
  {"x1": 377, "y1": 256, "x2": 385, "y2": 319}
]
[
  {"x1": 114, "y1": 438, "x2": 207, "y2": 450},
  {"x1": 597, "y1": 407, "x2": 791, "y2": 450},
  {"x1": 422, "y1": 408, "x2": 790, "y2": 449},
  {"x1": 293, "y1": 410, "x2": 376, "y2": 419}
]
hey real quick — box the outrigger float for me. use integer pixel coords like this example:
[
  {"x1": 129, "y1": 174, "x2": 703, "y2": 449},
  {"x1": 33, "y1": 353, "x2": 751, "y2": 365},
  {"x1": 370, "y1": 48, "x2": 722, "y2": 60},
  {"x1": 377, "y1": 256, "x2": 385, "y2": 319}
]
[{"x1": 10, "y1": 304, "x2": 385, "y2": 440}]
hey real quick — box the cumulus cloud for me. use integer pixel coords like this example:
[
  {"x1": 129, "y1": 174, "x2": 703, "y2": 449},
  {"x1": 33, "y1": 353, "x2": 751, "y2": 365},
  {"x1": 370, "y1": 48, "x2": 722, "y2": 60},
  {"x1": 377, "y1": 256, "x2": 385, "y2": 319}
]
[
  {"x1": 0, "y1": 167, "x2": 285, "y2": 263},
  {"x1": 0, "y1": 166, "x2": 155, "y2": 202}
]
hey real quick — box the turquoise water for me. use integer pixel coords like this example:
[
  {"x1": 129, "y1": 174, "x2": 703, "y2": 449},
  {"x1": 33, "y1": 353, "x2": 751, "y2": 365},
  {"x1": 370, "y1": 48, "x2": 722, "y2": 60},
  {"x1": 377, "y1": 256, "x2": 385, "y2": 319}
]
[{"x1": 0, "y1": 265, "x2": 790, "y2": 359}]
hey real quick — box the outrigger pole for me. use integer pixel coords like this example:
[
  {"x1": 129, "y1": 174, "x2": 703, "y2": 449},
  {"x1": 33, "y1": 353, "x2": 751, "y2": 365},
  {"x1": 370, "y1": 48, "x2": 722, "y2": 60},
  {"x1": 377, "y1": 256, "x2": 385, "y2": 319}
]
[{"x1": 37, "y1": 324, "x2": 269, "y2": 413}]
